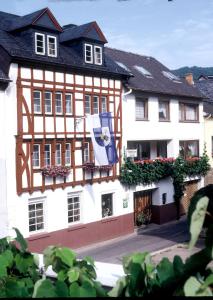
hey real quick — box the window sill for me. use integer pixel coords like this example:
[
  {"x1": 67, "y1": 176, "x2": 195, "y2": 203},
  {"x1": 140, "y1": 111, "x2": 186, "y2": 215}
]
[
  {"x1": 135, "y1": 119, "x2": 149, "y2": 122},
  {"x1": 101, "y1": 216, "x2": 118, "y2": 223},
  {"x1": 28, "y1": 232, "x2": 50, "y2": 241},
  {"x1": 159, "y1": 119, "x2": 170, "y2": 122},
  {"x1": 179, "y1": 120, "x2": 199, "y2": 123},
  {"x1": 67, "y1": 223, "x2": 86, "y2": 232}
]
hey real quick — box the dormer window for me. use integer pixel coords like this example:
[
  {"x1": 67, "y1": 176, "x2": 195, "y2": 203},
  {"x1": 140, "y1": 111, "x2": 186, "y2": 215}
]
[
  {"x1": 85, "y1": 44, "x2": 93, "y2": 63},
  {"x1": 35, "y1": 33, "x2": 45, "y2": 55},
  {"x1": 35, "y1": 33, "x2": 57, "y2": 57},
  {"x1": 84, "y1": 44, "x2": 103, "y2": 65},
  {"x1": 47, "y1": 35, "x2": 57, "y2": 57},
  {"x1": 94, "y1": 46, "x2": 102, "y2": 65}
]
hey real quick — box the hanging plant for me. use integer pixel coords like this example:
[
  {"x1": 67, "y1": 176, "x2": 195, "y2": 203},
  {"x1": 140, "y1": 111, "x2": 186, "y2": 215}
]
[{"x1": 41, "y1": 165, "x2": 71, "y2": 178}]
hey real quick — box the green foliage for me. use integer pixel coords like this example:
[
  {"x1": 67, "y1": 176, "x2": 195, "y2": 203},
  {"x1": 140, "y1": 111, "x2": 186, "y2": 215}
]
[
  {"x1": 33, "y1": 245, "x2": 107, "y2": 298},
  {"x1": 172, "y1": 65, "x2": 213, "y2": 80},
  {"x1": 120, "y1": 153, "x2": 210, "y2": 219},
  {"x1": 0, "y1": 229, "x2": 40, "y2": 298},
  {"x1": 110, "y1": 187, "x2": 213, "y2": 296}
]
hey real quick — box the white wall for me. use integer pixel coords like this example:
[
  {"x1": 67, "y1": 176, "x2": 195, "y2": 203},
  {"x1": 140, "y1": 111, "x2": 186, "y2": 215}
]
[
  {"x1": 11, "y1": 180, "x2": 133, "y2": 238},
  {"x1": 122, "y1": 93, "x2": 204, "y2": 159}
]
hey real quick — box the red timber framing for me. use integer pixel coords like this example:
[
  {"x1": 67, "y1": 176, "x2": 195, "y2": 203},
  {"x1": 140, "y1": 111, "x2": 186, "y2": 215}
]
[{"x1": 16, "y1": 66, "x2": 123, "y2": 195}]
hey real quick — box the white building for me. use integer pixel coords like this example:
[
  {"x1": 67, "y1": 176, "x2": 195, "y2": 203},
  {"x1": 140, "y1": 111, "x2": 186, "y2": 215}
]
[
  {"x1": 0, "y1": 8, "x2": 204, "y2": 252},
  {"x1": 106, "y1": 48, "x2": 205, "y2": 224}
]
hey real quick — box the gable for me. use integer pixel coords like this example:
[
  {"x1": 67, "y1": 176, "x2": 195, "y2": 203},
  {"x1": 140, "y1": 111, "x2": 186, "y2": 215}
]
[
  {"x1": 86, "y1": 27, "x2": 102, "y2": 41},
  {"x1": 33, "y1": 12, "x2": 58, "y2": 31}
]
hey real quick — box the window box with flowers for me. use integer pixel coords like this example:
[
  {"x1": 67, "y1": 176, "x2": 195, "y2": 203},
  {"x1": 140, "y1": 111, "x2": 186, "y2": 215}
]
[
  {"x1": 41, "y1": 165, "x2": 71, "y2": 178},
  {"x1": 82, "y1": 162, "x2": 113, "y2": 177}
]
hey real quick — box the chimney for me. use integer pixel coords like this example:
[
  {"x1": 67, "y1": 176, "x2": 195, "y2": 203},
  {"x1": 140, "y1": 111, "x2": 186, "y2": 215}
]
[{"x1": 185, "y1": 73, "x2": 194, "y2": 85}]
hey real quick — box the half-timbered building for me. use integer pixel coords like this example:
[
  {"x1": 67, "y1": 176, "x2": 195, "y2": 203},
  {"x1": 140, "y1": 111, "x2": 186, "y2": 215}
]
[{"x1": 0, "y1": 8, "x2": 132, "y2": 252}]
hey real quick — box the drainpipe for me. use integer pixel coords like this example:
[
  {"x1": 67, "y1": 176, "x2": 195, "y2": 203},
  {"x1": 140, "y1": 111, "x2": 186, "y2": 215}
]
[{"x1": 122, "y1": 87, "x2": 132, "y2": 100}]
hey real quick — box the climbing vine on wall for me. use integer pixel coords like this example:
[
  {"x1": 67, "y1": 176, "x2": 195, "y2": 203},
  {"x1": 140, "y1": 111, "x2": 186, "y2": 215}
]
[{"x1": 119, "y1": 151, "x2": 210, "y2": 219}]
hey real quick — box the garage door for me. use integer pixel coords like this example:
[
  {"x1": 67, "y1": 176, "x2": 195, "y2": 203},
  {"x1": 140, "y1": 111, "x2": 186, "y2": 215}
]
[{"x1": 180, "y1": 180, "x2": 199, "y2": 215}]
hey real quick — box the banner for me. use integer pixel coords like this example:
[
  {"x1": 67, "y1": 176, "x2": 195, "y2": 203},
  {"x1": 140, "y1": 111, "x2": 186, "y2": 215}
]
[{"x1": 87, "y1": 112, "x2": 118, "y2": 166}]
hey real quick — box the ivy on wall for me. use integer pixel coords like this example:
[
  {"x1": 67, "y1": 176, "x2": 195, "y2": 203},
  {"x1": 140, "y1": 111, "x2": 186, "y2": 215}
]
[{"x1": 120, "y1": 151, "x2": 210, "y2": 219}]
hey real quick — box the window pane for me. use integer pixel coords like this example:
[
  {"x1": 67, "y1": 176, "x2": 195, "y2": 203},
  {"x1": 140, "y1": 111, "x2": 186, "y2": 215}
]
[
  {"x1": 65, "y1": 94, "x2": 72, "y2": 114},
  {"x1": 65, "y1": 143, "x2": 71, "y2": 165},
  {"x1": 48, "y1": 36, "x2": 56, "y2": 57},
  {"x1": 45, "y1": 92, "x2": 52, "y2": 113},
  {"x1": 33, "y1": 91, "x2": 41, "y2": 113},
  {"x1": 44, "y1": 144, "x2": 51, "y2": 166},
  {"x1": 136, "y1": 99, "x2": 146, "y2": 120},
  {"x1": 55, "y1": 144, "x2": 61, "y2": 165},
  {"x1": 55, "y1": 93, "x2": 62, "y2": 114},
  {"x1": 36, "y1": 34, "x2": 44, "y2": 54},
  {"x1": 85, "y1": 44, "x2": 92, "y2": 63},
  {"x1": 102, "y1": 193, "x2": 113, "y2": 218},
  {"x1": 93, "y1": 96, "x2": 99, "y2": 114},
  {"x1": 68, "y1": 196, "x2": 80, "y2": 223},
  {"x1": 83, "y1": 142, "x2": 89, "y2": 163},
  {"x1": 157, "y1": 141, "x2": 167, "y2": 158},
  {"x1": 85, "y1": 95, "x2": 91, "y2": 114},
  {"x1": 28, "y1": 201, "x2": 44, "y2": 232},
  {"x1": 101, "y1": 96, "x2": 107, "y2": 113},
  {"x1": 159, "y1": 102, "x2": 169, "y2": 120},
  {"x1": 94, "y1": 47, "x2": 102, "y2": 65},
  {"x1": 33, "y1": 145, "x2": 40, "y2": 167},
  {"x1": 185, "y1": 105, "x2": 196, "y2": 120}
]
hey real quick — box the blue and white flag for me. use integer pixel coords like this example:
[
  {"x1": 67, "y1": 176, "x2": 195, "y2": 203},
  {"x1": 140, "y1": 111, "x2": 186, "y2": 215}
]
[{"x1": 87, "y1": 112, "x2": 118, "y2": 166}]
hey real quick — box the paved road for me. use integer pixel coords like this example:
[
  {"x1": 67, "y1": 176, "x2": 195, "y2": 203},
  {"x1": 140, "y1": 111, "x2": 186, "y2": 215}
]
[{"x1": 76, "y1": 216, "x2": 190, "y2": 264}]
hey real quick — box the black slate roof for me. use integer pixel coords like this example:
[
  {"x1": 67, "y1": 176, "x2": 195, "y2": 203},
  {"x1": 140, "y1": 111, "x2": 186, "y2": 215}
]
[
  {"x1": 0, "y1": 9, "x2": 130, "y2": 80},
  {"x1": 106, "y1": 47, "x2": 203, "y2": 99},
  {"x1": 60, "y1": 21, "x2": 107, "y2": 43},
  {"x1": 195, "y1": 78, "x2": 213, "y2": 114},
  {"x1": 0, "y1": 68, "x2": 10, "y2": 82}
]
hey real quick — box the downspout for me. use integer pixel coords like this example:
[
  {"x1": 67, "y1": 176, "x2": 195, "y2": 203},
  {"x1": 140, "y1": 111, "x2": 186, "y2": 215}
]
[{"x1": 121, "y1": 86, "x2": 133, "y2": 162}]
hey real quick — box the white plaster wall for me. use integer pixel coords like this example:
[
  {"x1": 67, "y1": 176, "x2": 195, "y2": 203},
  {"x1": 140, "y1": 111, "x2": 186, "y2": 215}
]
[
  {"x1": 152, "y1": 178, "x2": 174, "y2": 206},
  {"x1": 122, "y1": 93, "x2": 204, "y2": 159},
  {"x1": 9, "y1": 180, "x2": 132, "y2": 238},
  {"x1": 0, "y1": 64, "x2": 19, "y2": 237}
]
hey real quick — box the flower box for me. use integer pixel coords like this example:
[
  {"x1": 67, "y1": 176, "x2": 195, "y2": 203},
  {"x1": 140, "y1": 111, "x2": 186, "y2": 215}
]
[
  {"x1": 41, "y1": 165, "x2": 71, "y2": 178},
  {"x1": 82, "y1": 162, "x2": 113, "y2": 172}
]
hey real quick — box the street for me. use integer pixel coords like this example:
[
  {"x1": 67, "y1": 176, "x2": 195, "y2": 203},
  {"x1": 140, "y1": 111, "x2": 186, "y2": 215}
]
[{"x1": 76, "y1": 216, "x2": 190, "y2": 264}]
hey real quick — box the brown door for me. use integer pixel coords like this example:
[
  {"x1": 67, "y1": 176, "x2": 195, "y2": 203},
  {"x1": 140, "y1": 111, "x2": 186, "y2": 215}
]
[
  {"x1": 180, "y1": 180, "x2": 199, "y2": 215},
  {"x1": 134, "y1": 190, "x2": 152, "y2": 226}
]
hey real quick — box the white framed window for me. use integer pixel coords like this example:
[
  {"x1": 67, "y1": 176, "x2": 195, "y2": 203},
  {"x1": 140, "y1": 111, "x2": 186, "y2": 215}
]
[
  {"x1": 45, "y1": 91, "x2": 52, "y2": 114},
  {"x1": 33, "y1": 90, "x2": 42, "y2": 113},
  {"x1": 47, "y1": 35, "x2": 57, "y2": 57},
  {"x1": 32, "y1": 144, "x2": 40, "y2": 168},
  {"x1": 136, "y1": 98, "x2": 148, "y2": 120},
  {"x1": 55, "y1": 92, "x2": 62, "y2": 114},
  {"x1": 85, "y1": 44, "x2": 93, "y2": 63},
  {"x1": 93, "y1": 96, "x2": 99, "y2": 114},
  {"x1": 28, "y1": 198, "x2": 45, "y2": 233},
  {"x1": 102, "y1": 193, "x2": 113, "y2": 218},
  {"x1": 55, "y1": 144, "x2": 61, "y2": 165},
  {"x1": 94, "y1": 46, "x2": 102, "y2": 65},
  {"x1": 65, "y1": 143, "x2": 71, "y2": 165},
  {"x1": 65, "y1": 93, "x2": 72, "y2": 115},
  {"x1": 85, "y1": 95, "x2": 91, "y2": 114},
  {"x1": 67, "y1": 194, "x2": 81, "y2": 224},
  {"x1": 101, "y1": 96, "x2": 107, "y2": 113},
  {"x1": 83, "y1": 142, "x2": 90, "y2": 163},
  {"x1": 44, "y1": 144, "x2": 51, "y2": 166},
  {"x1": 35, "y1": 33, "x2": 45, "y2": 55}
]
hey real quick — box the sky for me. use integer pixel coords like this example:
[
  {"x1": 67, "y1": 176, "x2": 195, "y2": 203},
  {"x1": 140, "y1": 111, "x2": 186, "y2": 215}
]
[{"x1": 1, "y1": 0, "x2": 213, "y2": 69}]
